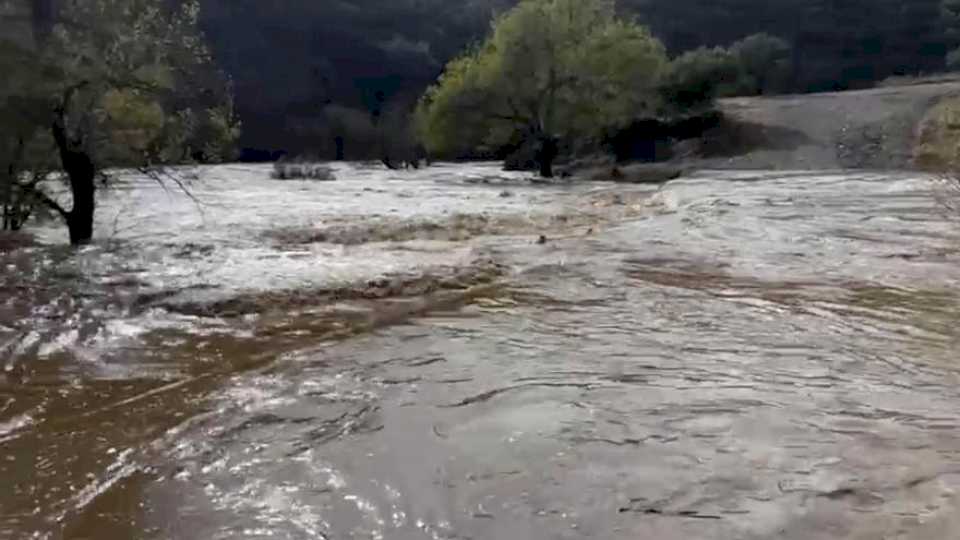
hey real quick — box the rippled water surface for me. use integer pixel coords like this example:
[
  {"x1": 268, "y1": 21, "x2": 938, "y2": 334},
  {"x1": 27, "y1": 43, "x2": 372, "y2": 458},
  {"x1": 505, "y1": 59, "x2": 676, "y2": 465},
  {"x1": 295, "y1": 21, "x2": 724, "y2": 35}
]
[{"x1": 3, "y1": 163, "x2": 960, "y2": 539}]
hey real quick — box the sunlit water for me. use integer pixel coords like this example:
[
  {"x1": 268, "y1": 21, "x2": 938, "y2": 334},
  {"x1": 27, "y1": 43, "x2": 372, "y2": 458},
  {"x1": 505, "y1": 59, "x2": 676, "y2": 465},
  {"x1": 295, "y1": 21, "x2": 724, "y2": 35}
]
[{"x1": 2, "y1": 163, "x2": 960, "y2": 539}]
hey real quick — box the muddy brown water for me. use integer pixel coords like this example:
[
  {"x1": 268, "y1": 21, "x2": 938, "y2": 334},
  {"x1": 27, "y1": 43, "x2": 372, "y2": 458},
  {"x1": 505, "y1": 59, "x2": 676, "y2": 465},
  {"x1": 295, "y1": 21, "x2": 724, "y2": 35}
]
[{"x1": 3, "y1": 163, "x2": 960, "y2": 539}]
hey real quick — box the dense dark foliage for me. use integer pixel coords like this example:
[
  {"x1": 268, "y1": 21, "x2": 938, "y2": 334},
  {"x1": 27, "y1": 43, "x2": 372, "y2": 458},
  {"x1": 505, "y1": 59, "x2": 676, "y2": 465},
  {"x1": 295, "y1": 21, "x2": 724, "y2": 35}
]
[
  {"x1": 194, "y1": 0, "x2": 951, "y2": 158},
  {"x1": 198, "y1": 0, "x2": 513, "y2": 158},
  {"x1": 628, "y1": 0, "x2": 946, "y2": 91}
]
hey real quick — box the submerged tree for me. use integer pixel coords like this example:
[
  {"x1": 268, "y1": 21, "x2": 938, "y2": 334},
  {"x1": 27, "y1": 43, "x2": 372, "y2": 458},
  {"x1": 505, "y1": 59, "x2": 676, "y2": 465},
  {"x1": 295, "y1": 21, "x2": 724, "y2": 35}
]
[
  {"x1": 0, "y1": 0, "x2": 239, "y2": 244},
  {"x1": 415, "y1": 0, "x2": 668, "y2": 177}
]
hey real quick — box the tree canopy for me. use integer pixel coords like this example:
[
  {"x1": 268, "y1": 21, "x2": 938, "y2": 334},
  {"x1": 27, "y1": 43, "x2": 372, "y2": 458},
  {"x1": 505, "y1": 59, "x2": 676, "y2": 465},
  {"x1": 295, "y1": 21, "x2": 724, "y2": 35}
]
[
  {"x1": 415, "y1": 0, "x2": 667, "y2": 176},
  {"x1": 0, "y1": 0, "x2": 238, "y2": 242}
]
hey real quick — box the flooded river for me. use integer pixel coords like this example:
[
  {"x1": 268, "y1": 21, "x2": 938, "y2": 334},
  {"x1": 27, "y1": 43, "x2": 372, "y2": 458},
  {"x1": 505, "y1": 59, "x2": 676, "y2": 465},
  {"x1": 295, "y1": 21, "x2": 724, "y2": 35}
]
[{"x1": 3, "y1": 163, "x2": 960, "y2": 539}]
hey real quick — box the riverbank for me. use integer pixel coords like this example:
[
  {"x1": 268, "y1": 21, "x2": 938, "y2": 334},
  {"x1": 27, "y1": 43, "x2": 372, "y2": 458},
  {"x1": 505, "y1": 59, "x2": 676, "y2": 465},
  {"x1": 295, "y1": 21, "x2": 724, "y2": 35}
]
[
  {"x1": 699, "y1": 80, "x2": 960, "y2": 171},
  {"x1": 572, "y1": 80, "x2": 960, "y2": 183}
]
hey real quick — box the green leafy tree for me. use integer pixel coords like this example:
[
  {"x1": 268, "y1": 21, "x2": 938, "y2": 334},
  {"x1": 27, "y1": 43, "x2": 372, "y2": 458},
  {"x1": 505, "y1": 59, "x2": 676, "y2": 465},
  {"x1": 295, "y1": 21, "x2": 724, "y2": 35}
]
[
  {"x1": 730, "y1": 33, "x2": 792, "y2": 95},
  {"x1": 185, "y1": 90, "x2": 243, "y2": 164},
  {"x1": 0, "y1": 0, "x2": 239, "y2": 244},
  {"x1": 659, "y1": 47, "x2": 742, "y2": 111},
  {"x1": 415, "y1": 0, "x2": 668, "y2": 177}
]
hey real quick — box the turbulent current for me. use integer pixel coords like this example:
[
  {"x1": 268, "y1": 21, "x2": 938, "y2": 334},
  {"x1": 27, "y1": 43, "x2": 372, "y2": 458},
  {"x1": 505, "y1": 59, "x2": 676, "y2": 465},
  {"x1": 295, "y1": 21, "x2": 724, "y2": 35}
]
[{"x1": 2, "y1": 162, "x2": 960, "y2": 539}]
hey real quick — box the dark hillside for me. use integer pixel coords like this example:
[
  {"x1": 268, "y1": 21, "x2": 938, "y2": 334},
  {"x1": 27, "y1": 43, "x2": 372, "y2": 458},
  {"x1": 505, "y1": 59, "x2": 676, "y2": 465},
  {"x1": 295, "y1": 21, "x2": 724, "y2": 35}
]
[{"x1": 193, "y1": 0, "x2": 952, "y2": 157}]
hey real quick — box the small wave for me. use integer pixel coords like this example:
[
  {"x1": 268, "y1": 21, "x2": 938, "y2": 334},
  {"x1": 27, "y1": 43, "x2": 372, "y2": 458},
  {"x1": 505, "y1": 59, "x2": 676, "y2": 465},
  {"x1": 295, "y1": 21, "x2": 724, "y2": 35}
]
[
  {"x1": 67, "y1": 448, "x2": 139, "y2": 516},
  {"x1": 0, "y1": 413, "x2": 35, "y2": 444}
]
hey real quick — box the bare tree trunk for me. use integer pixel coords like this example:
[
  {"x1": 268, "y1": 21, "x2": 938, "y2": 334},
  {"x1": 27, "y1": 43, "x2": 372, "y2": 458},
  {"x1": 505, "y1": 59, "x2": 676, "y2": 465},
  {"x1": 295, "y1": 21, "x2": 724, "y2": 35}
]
[
  {"x1": 2, "y1": 172, "x2": 12, "y2": 232},
  {"x1": 536, "y1": 136, "x2": 558, "y2": 178},
  {"x1": 381, "y1": 156, "x2": 399, "y2": 170},
  {"x1": 65, "y1": 161, "x2": 95, "y2": 244},
  {"x1": 28, "y1": 6, "x2": 96, "y2": 244},
  {"x1": 52, "y1": 105, "x2": 97, "y2": 245},
  {"x1": 3, "y1": 138, "x2": 27, "y2": 231},
  {"x1": 538, "y1": 156, "x2": 553, "y2": 178}
]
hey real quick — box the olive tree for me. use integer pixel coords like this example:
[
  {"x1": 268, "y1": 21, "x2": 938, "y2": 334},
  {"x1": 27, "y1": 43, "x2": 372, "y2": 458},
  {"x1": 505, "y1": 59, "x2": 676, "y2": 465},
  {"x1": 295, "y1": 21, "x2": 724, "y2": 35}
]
[
  {"x1": 415, "y1": 0, "x2": 668, "y2": 177},
  {"x1": 0, "y1": 0, "x2": 239, "y2": 244}
]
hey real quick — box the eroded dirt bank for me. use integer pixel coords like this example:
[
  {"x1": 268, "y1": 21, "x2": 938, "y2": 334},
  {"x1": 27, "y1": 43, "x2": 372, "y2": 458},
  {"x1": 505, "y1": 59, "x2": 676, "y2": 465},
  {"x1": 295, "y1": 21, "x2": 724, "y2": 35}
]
[
  {"x1": 2, "y1": 163, "x2": 960, "y2": 539},
  {"x1": 690, "y1": 81, "x2": 960, "y2": 171}
]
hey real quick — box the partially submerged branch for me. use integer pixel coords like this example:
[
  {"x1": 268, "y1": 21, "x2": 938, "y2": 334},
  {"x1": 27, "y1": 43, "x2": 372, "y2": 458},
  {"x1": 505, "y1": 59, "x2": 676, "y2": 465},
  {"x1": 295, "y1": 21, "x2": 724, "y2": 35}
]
[
  {"x1": 137, "y1": 166, "x2": 206, "y2": 213},
  {"x1": 8, "y1": 172, "x2": 69, "y2": 223},
  {"x1": 31, "y1": 187, "x2": 69, "y2": 220}
]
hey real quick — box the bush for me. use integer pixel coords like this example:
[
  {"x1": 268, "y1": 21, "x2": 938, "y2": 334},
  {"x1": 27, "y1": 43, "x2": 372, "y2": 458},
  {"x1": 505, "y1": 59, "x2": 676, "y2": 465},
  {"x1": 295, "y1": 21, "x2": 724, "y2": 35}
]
[
  {"x1": 659, "y1": 34, "x2": 793, "y2": 109},
  {"x1": 272, "y1": 160, "x2": 336, "y2": 181},
  {"x1": 947, "y1": 48, "x2": 960, "y2": 72},
  {"x1": 660, "y1": 47, "x2": 742, "y2": 111},
  {"x1": 730, "y1": 33, "x2": 793, "y2": 95}
]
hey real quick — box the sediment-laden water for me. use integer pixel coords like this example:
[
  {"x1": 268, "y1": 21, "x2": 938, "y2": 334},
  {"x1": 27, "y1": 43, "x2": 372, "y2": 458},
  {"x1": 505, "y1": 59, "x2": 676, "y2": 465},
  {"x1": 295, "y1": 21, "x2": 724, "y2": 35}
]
[{"x1": 2, "y1": 163, "x2": 960, "y2": 539}]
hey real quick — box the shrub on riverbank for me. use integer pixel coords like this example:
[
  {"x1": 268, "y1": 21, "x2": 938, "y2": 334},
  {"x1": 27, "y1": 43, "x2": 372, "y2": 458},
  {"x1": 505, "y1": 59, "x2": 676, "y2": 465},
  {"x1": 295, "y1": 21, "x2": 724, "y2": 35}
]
[
  {"x1": 659, "y1": 34, "x2": 792, "y2": 111},
  {"x1": 272, "y1": 160, "x2": 336, "y2": 181},
  {"x1": 729, "y1": 34, "x2": 793, "y2": 96},
  {"x1": 660, "y1": 47, "x2": 742, "y2": 111},
  {"x1": 914, "y1": 97, "x2": 960, "y2": 170}
]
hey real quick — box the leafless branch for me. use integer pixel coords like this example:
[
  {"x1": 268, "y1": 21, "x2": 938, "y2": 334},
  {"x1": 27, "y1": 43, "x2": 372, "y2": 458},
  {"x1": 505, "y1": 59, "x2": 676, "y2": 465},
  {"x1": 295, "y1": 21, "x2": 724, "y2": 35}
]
[
  {"x1": 107, "y1": 199, "x2": 139, "y2": 240},
  {"x1": 27, "y1": 185, "x2": 69, "y2": 221},
  {"x1": 137, "y1": 166, "x2": 206, "y2": 216}
]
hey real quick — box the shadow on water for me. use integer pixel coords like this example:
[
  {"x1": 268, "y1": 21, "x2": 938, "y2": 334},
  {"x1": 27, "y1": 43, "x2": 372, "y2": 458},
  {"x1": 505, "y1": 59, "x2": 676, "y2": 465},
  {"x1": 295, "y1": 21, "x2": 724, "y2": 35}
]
[{"x1": 3, "y1": 163, "x2": 960, "y2": 539}]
